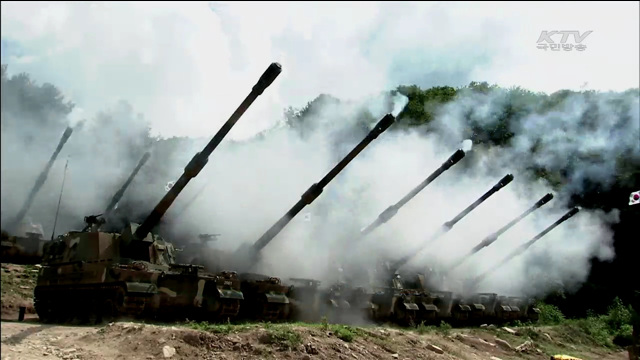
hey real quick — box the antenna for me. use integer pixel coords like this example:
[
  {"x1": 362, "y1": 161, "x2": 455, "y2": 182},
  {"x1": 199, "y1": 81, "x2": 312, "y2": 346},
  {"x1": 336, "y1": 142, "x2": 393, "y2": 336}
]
[{"x1": 50, "y1": 158, "x2": 69, "y2": 241}]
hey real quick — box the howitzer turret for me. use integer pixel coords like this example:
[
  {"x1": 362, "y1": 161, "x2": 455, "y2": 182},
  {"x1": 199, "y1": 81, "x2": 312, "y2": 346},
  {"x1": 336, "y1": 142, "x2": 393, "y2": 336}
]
[
  {"x1": 133, "y1": 62, "x2": 282, "y2": 241},
  {"x1": 81, "y1": 151, "x2": 151, "y2": 232},
  {"x1": 329, "y1": 149, "x2": 466, "y2": 323},
  {"x1": 390, "y1": 174, "x2": 514, "y2": 272},
  {"x1": 33, "y1": 62, "x2": 282, "y2": 325},
  {"x1": 359, "y1": 149, "x2": 466, "y2": 238},
  {"x1": 472, "y1": 207, "x2": 580, "y2": 285},
  {"x1": 443, "y1": 193, "x2": 554, "y2": 274},
  {"x1": 9, "y1": 126, "x2": 74, "y2": 232},
  {"x1": 241, "y1": 113, "x2": 396, "y2": 264}
]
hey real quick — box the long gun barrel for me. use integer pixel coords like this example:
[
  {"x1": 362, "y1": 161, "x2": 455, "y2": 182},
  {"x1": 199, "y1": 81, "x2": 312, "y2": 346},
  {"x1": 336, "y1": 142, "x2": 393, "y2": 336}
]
[
  {"x1": 249, "y1": 113, "x2": 396, "y2": 254},
  {"x1": 390, "y1": 173, "x2": 514, "y2": 272},
  {"x1": 10, "y1": 126, "x2": 74, "y2": 231},
  {"x1": 133, "y1": 62, "x2": 282, "y2": 240},
  {"x1": 359, "y1": 149, "x2": 466, "y2": 238},
  {"x1": 444, "y1": 193, "x2": 554, "y2": 274},
  {"x1": 103, "y1": 151, "x2": 151, "y2": 220},
  {"x1": 473, "y1": 207, "x2": 580, "y2": 284}
]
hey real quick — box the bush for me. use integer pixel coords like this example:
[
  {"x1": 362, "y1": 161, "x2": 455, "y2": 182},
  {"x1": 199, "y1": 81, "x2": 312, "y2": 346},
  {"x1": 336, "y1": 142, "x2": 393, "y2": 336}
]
[
  {"x1": 554, "y1": 297, "x2": 635, "y2": 348},
  {"x1": 537, "y1": 302, "x2": 566, "y2": 325}
]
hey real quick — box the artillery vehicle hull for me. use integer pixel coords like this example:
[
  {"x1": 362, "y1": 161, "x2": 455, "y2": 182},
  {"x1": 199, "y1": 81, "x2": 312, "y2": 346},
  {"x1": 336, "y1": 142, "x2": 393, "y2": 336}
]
[
  {"x1": 322, "y1": 284, "x2": 373, "y2": 325},
  {"x1": 1, "y1": 228, "x2": 48, "y2": 264},
  {"x1": 369, "y1": 287, "x2": 421, "y2": 326},
  {"x1": 236, "y1": 273, "x2": 290, "y2": 322},
  {"x1": 33, "y1": 62, "x2": 283, "y2": 325},
  {"x1": 33, "y1": 226, "x2": 244, "y2": 324},
  {"x1": 177, "y1": 242, "x2": 296, "y2": 323},
  {"x1": 286, "y1": 278, "x2": 324, "y2": 323},
  {"x1": 287, "y1": 279, "x2": 373, "y2": 325}
]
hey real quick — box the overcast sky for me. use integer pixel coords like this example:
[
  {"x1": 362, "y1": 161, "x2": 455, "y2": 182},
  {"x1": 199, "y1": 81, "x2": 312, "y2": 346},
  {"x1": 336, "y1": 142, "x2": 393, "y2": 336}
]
[{"x1": 1, "y1": 1, "x2": 638, "y2": 140}]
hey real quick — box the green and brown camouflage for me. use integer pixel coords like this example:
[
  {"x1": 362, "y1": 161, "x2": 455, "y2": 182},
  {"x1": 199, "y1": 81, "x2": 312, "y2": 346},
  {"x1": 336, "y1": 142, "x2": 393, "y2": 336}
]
[
  {"x1": 1, "y1": 126, "x2": 75, "y2": 265},
  {"x1": 36, "y1": 222, "x2": 243, "y2": 323},
  {"x1": 368, "y1": 263, "x2": 421, "y2": 326},
  {"x1": 236, "y1": 273, "x2": 291, "y2": 322},
  {"x1": 33, "y1": 62, "x2": 282, "y2": 324}
]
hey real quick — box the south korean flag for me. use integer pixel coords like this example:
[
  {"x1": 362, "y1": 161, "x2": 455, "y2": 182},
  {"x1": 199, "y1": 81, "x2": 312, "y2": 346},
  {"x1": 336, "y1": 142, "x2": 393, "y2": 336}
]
[
  {"x1": 630, "y1": 190, "x2": 640, "y2": 206},
  {"x1": 165, "y1": 181, "x2": 175, "y2": 192}
]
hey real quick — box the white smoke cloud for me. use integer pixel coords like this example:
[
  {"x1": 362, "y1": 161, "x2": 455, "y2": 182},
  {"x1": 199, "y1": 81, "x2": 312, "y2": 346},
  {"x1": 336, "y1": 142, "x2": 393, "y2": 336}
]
[
  {"x1": 1, "y1": 1, "x2": 638, "y2": 308},
  {"x1": 1, "y1": 2, "x2": 638, "y2": 140}
]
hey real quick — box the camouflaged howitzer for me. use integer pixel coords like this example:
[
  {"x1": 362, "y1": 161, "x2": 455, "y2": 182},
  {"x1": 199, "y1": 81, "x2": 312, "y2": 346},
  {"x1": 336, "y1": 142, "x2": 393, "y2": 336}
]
[
  {"x1": 227, "y1": 113, "x2": 396, "y2": 323},
  {"x1": 323, "y1": 149, "x2": 466, "y2": 325},
  {"x1": 369, "y1": 175, "x2": 514, "y2": 327},
  {"x1": 35, "y1": 223, "x2": 243, "y2": 324},
  {"x1": 286, "y1": 278, "x2": 323, "y2": 322},
  {"x1": 236, "y1": 273, "x2": 291, "y2": 322},
  {"x1": 1, "y1": 126, "x2": 74, "y2": 264},
  {"x1": 368, "y1": 262, "x2": 421, "y2": 326},
  {"x1": 33, "y1": 63, "x2": 282, "y2": 325}
]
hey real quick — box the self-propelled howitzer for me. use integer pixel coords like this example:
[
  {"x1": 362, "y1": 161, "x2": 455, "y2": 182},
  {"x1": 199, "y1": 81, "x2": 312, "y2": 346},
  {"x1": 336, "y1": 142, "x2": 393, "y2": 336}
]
[
  {"x1": 228, "y1": 114, "x2": 395, "y2": 323},
  {"x1": 33, "y1": 63, "x2": 282, "y2": 324},
  {"x1": 471, "y1": 207, "x2": 580, "y2": 285},
  {"x1": 390, "y1": 174, "x2": 515, "y2": 272},
  {"x1": 443, "y1": 193, "x2": 554, "y2": 274},
  {"x1": 327, "y1": 149, "x2": 466, "y2": 322}
]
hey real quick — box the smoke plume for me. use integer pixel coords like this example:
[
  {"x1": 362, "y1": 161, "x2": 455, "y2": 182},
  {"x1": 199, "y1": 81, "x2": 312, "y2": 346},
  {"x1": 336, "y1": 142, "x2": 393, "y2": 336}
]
[{"x1": 1, "y1": 2, "x2": 638, "y2": 315}]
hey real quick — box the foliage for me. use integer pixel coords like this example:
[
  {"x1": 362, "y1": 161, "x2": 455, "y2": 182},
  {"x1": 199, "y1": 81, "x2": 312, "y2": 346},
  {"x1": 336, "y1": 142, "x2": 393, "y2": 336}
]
[
  {"x1": 261, "y1": 324, "x2": 303, "y2": 350},
  {"x1": 537, "y1": 302, "x2": 567, "y2": 325},
  {"x1": 536, "y1": 297, "x2": 635, "y2": 348}
]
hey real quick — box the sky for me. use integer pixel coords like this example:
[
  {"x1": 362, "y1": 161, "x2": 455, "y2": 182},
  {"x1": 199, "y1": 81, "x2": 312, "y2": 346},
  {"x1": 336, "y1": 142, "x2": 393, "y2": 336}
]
[{"x1": 1, "y1": 1, "x2": 638, "y2": 140}]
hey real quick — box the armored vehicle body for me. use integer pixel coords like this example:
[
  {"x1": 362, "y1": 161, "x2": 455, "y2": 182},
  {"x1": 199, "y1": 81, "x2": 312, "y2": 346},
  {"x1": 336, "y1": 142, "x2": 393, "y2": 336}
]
[{"x1": 33, "y1": 62, "x2": 283, "y2": 324}]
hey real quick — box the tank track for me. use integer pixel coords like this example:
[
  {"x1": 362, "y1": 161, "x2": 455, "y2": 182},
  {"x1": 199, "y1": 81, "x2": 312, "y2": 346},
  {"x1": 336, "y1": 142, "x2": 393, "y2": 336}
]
[{"x1": 34, "y1": 283, "x2": 148, "y2": 325}]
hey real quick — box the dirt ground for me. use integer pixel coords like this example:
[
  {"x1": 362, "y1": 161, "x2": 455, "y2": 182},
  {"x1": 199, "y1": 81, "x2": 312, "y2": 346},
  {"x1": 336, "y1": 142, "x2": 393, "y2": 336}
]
[
  {"x1": 1, "y1": 318, "x2": 631, "y2": 360},
  {"x1": 1, "y1": 263, "x2": 38, "y2": 318},
  {"x1": 0, "y1": 263, "x2": 631, "y2": 360}
]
